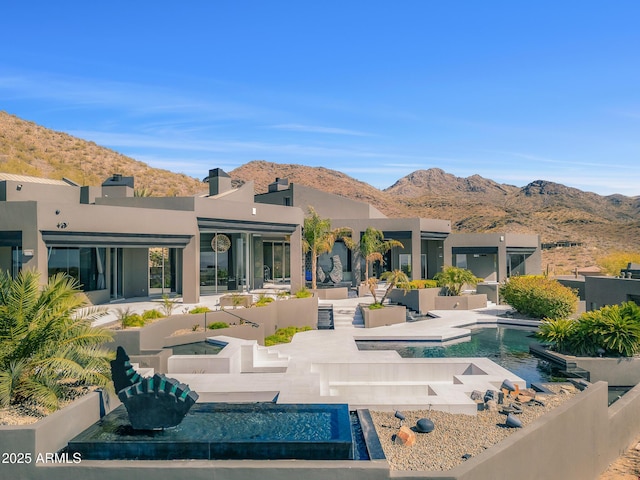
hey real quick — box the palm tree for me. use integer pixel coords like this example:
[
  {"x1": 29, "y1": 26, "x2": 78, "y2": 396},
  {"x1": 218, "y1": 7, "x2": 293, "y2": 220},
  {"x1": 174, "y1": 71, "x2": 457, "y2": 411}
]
[
  {"x1": 302, "y1": 207, "x2": 352, "y2": 289},
  {"x1": 378, "y1": 269, "x2": 410, "y2": 305},
  {"x1": 0, "y1": 270, "x2": 114, "y2": 412},
  {"x1": 356, "y1": 227, "x2": 404, "y2": 282}
]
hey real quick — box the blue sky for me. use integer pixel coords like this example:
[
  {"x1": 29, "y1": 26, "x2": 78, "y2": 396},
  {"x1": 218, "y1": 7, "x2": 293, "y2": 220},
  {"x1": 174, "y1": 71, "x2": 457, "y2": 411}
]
[{"x1": 1, "y1": 1, "x2": 639, "y2": 196}]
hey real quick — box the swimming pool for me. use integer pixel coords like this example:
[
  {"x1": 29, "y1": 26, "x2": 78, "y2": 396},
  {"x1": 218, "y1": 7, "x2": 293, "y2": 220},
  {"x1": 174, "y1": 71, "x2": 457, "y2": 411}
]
[{"x1": 357, "y1": 326, "x2": 556, "y2": 387}]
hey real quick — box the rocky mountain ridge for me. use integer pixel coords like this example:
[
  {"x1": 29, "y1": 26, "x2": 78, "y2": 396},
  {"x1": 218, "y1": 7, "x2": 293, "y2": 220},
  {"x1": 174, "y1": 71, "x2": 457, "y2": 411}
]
[{"x1": 2, "y1": 111, "x2": 639, "y2": 272}]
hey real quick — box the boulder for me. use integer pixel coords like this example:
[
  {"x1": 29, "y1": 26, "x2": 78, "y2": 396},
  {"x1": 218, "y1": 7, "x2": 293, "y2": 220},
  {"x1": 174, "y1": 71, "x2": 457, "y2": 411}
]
[
  {"x1": 505, "y1": 413, "x2": 522, "y2": 428},
  {"x1": 394, "y1": 426, "x2": 417, "y2": 446},
  {"x1": 416, "y1": 418, "x2": 435, "y2": 433}
]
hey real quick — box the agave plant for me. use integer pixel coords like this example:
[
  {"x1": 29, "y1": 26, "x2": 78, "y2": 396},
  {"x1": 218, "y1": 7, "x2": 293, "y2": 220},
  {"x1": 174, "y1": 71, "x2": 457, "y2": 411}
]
[{"x1": 0, "y1": 271, "x2": 114, "y2": 411}]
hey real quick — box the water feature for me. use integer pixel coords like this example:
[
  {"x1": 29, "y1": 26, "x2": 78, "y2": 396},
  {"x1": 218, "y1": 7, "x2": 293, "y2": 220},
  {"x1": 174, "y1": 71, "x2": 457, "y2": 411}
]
[
  {"x1": 171, "y1": 340, "x2": 224, "y2": 355},
  {"x1": 68, "y1": 402, "x2": 358, "y2": 460}
]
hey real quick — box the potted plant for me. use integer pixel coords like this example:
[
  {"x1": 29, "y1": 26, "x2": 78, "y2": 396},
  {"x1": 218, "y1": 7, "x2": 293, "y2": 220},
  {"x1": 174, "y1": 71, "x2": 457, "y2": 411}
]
[{"x1": 360, "y1": 270, "x2": 408, "y2": 328}]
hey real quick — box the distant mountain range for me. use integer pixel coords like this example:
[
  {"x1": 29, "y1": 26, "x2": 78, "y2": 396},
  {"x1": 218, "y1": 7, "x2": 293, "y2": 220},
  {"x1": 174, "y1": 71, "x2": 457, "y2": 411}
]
[{"x1": 2, "y1": 110, "x2": 639, "y2": 273}]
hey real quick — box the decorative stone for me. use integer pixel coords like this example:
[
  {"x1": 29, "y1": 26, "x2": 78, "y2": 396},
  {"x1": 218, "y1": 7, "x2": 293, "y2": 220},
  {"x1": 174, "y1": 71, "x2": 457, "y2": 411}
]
[
  {"x1": 505, "y1": 413, "x2": 522, "y2": 428},
  {"x1": 328, "y1": 255, "x2": 343, "y2": 283},
  {"x1": 483, "y1": 389, "x2": 497, "y2": 403},
  {"x1": 316, "y1": 264, "x2": 326, "y2": 283},
  {"x1": 416, "y1": 418, "x2": 435, "y2": 433},
  {"x1": 516, "y1": 394, "x2": 534, "y2": 403},
  {"x1": 485, "y1": 400, "x2": 498, "y2": 412},
  {"x1": 470, "y1": 390, "x2": 483, "y2": 401},
  {"x1": 394, "y1": 425, "x2": 417, "y2": 446},
  {"x1": 501, "y1": 379, "x2": 516, "y2": 392},
  {"x1": 110, "y1": 346, "x2": 199, "y2": 430},
  {"x1": 560, "y1": 385, "x2": 576, "y2": 395}
]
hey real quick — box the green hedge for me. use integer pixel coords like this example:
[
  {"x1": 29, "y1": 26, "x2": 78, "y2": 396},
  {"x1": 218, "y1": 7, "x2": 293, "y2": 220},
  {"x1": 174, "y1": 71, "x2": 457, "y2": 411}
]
[{"x1": 500, "y1": 275, "x2": 578, "y2": 319}]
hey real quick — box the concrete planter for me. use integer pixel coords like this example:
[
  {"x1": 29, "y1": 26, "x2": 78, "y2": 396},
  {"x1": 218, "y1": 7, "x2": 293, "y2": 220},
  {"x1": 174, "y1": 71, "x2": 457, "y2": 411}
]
[
  {"x1": 388, "y1": 288, "x2": 487, "y2": 312},
  {"x1": 219, "y1": 294, "x2": 253, "y2": 308},
  {"x1": 434, "y1": 293, "x2": 488, "y2": 310},
  {"x1": 388, "y1": 287, "x2": 441, "y2": 314},
  {"x1": 357, "y1": 284, "x2": 371, "y2": 297},
  {"x1": 360, "y1": 304, "x2": 406, "y2": 328},
  {"x1": 311, "y1": 287, "x2": 349, "y2": 300}
]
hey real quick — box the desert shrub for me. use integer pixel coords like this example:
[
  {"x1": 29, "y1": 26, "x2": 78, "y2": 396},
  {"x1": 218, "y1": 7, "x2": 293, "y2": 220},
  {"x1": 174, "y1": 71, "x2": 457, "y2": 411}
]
[
  {"x1": 434, "y1": 266, "x2": 482, "y2": 296},
  {"x1": 411, "y1": 279, "x2": 438, "y2": 289},
  {"x1": 294, "y1": 287, "x2": 312, "y2": 298},
  {"x1": 207, "y1": 322, "x2": 229, "y2": 330},
  {"x1": 189, "y1": 306, "x2": 212, "y2": 314},
  {"x1": 254, "y1": 294, "x2": 275, "y2": 307},
  {"x1": 117, "y1": 308, "x2": 147, "y2": 328},
  {"x1": 597, "y1": 251, "x2": 640, "y2": 276},
  {"x1": 397, "y1": 279, "x2": 438, "y2": 290},
  {"x1": 265, "y1": 326, "x2": 312, "y2": 346},
  {"x1": 142, "y1": 309, "x2": 165, "y2": 320},
  {"x1": 500, "y1": 276, "x2": 578, "y2": 319},
  {"x1": 161, "y1": 294, "x2": 178, "y2": 316}
]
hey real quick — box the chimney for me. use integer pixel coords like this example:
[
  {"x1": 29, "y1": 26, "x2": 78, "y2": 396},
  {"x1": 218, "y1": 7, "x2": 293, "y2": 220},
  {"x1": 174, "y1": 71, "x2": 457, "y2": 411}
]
[
  {"x1": 206, "y1": 168, "x2": 233, "y2": 196},
  {"x1": 101, "y1": 173, "x2": 134, "y2": 198},
  {"x1": 268, "y1": 177, "x2": 290, "y2": 193}
]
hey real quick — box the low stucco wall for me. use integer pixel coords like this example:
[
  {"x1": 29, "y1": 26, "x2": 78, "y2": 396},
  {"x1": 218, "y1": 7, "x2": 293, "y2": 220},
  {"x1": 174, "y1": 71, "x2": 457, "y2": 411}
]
[
  {"x1": 476, "y1": 283, "x2": 499, "y2": 304},
  {"x1": 311, "y1": 287, "x2": 349, "y2": 300},
  {"x1": 4, "y1": 381, "x2": 640, "y2": 480},
  {"x1": 573, "y1": 356, "x2": 640, "y2": 387},
  {"x1": 106, "y1": 296, "x2": 318, "y2": 358},
  {"x1": 607, "y1": 382, "x2": 640, "y2": 463}
]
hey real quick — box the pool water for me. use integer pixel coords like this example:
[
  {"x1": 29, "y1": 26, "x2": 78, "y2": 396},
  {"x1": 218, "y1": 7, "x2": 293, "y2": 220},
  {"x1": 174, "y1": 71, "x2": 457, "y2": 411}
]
[
  {"x1": 357, "y1": 326, "x2": 558, "y2": 387},
  {"x1": 171, "y1": 341, "x2": 224, "y2": 355},
  {"x1": 68, "y1": 403, "x2": 357, "y2": 460}
]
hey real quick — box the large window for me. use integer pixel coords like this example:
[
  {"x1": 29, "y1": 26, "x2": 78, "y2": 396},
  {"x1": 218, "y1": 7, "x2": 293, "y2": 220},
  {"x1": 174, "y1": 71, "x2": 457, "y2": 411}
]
[{"x1": 48, "y1": 247, "x2": 106, "y2": 291}]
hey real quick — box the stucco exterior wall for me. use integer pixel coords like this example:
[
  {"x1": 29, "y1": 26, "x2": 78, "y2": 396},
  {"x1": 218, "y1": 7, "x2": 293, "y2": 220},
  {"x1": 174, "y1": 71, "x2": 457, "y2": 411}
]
[{"x1": 585, "y1": 276, "x2": 640, "y2": 310}]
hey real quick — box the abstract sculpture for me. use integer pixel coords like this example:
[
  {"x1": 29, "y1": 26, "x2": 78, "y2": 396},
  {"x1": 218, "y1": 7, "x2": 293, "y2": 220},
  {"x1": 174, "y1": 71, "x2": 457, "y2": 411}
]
[{"x1": 110, "y1": 346, "x2": 199, "y2": 430}]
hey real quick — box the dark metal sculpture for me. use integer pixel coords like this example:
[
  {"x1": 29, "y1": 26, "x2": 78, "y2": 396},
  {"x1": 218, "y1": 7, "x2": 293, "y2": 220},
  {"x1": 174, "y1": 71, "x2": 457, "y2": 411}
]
[{"x1": 110, "y1": 346, "x2": 199, "y2": 430}]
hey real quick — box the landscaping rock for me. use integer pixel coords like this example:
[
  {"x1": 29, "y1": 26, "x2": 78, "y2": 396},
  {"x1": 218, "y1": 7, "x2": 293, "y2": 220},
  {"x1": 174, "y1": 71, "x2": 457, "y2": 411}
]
[
  {"x1": 416, "y1": 418, "x2": 435, "y2": 433},
  {"x1": 394, "y1": 426, "x2": 417, "y2": 446}
]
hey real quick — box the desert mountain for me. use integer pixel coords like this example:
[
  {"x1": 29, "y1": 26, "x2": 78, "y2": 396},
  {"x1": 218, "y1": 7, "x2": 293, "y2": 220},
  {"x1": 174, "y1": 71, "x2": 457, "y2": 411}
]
[
  {"x1": 0, "y1": 111, "x2": 203, "y2": 197},
  {"x1": 2, "y1": 111, "x2": 639, "y2": 272}
]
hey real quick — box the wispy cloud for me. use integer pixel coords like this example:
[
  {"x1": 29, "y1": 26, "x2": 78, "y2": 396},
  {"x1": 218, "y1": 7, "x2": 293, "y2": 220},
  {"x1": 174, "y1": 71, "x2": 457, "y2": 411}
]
[
  {"x1": 0, "y1": 70, "x2": 274, "y2": 120},
  {"x1": 268, "y1": 123, "x2": 371, "y2": 136}
]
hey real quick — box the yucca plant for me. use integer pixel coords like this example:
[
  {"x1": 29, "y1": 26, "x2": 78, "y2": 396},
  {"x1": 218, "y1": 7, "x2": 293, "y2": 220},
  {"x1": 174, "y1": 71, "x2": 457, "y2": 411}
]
[{"x1": 0, "y1": 271, "x2": 114, "y2": 412}]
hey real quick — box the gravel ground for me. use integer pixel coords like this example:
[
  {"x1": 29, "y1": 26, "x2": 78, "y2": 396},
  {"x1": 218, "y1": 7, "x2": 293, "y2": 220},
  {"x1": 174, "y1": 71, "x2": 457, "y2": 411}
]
[
  {"x1": 371, "y1": 384, "x2": 578, "y2": 472},
  {"x1": 0, "y1": 384, "x2": 97, "y2": 426}
]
